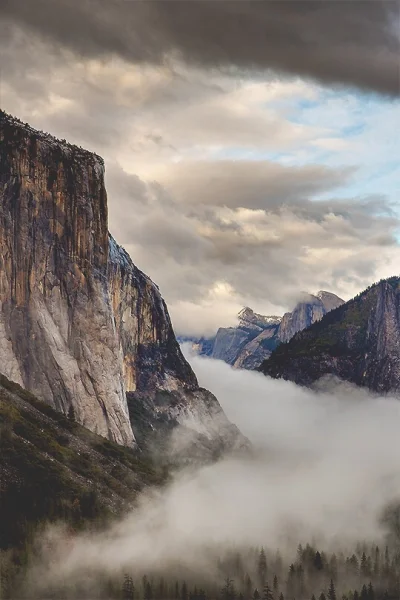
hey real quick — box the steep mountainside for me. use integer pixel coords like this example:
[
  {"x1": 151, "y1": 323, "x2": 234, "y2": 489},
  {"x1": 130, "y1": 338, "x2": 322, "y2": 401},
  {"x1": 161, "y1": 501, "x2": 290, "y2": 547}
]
[
  {"x1": 0, "y1": 111, "x2": 246, "y2": 454},
  {"x1": 0, "y1": 372, "x2": 168, "y2": 597},
  {"x1": 261, "y1": 277, "x2": 400, "y2": 393},
  {"x1": 193, "y1": 292, "x2": 344, "y2": 370}
]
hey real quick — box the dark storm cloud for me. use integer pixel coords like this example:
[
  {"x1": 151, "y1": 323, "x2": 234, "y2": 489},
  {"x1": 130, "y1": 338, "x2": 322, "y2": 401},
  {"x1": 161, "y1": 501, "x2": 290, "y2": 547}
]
[{"x1": 2, "y1": 0, "x2": 399, "y2": 95}]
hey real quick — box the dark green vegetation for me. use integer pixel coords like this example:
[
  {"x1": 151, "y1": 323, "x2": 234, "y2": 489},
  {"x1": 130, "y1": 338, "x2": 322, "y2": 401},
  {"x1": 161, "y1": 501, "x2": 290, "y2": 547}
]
[
  {"x1": 260, "y1": 277, "x2": 400, "y2": 393},
  {"x1": 121, "y1": 543, "x2": 400, "y2": 600},
  {"x1": 0, "y1": 374, "x2": 167, "y2": 597},
  {"x1": 19, "y1": 541, "x2": 400, "y2": 599}
]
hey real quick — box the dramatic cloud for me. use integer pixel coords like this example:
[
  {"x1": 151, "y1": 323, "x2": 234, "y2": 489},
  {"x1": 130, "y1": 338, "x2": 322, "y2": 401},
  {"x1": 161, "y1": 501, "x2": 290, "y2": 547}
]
[
  {"x1": 105, "y1": 162, "x2": 398, "y2": 335},
  {"x1": 27, "y1": 353, "x2": 400, "y2": 593},
  {"x1": 1, "y1": 2, "x2": 399, "y2": 335},
  {"x1": 2, "y1": 0, "x2": 399, "y2": 95}
]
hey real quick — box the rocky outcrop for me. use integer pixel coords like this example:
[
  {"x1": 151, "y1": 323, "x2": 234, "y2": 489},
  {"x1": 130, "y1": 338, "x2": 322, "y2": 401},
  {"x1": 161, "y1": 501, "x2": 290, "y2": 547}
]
[
  {"x1": 0, "y1": 111, "x2": 247, "y2": 453},
  {"x1": 316, "y1": 290, "x2": 344, "y2": 313},
  {"x1": 261, "y1": 278, "x2": 400, "y2": 394},
  {"x1": 192, "y1": 293, "x2": 344, "y2": 370},
  {"x1": 202, "y1": 308, "x2": 282, "y2": 367},
  {"x1": 233, "y1": 327, "x2": 280, "y2": 370},
  {"x1": 211, "y1": 326, "x2": 253, "y2": 365},
  {"x1": 277, "y1": 292, "x2": 344, "y2": 343},
  {"x1": 238, "y1": 307, "x2": 281, "y2": 331}
]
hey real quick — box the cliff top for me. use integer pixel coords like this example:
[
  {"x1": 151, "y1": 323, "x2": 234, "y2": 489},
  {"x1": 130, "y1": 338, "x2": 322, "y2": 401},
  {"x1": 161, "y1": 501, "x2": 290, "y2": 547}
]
[{"x1": 0, "y1": 109, "x2": 104, "y2": 170}]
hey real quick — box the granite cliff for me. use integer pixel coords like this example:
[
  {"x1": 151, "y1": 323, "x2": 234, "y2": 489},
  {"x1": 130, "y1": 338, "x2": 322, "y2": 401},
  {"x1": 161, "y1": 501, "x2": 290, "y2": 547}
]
[
  {"x1": 193, "y1": 292, "x2": 344, "y2": 370},
  {"x1": 278, "y1": 291, "x2": 344, "y2": 343},
  {"x1": 0, "y1": 111, "x2": 246, "y2": 453},
  {"x1": 261, "y1": 277, "x2": 400, "y2": 393}
]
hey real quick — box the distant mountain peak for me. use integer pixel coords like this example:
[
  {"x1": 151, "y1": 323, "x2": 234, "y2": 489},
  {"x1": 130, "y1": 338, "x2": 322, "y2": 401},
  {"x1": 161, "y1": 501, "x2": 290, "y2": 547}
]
[
  {"x1": 238, "y1": 306, "x2": 282, "y2": 328},
  {"x1": 317, "y1": 290, "x2": 345, "y2": 312}
]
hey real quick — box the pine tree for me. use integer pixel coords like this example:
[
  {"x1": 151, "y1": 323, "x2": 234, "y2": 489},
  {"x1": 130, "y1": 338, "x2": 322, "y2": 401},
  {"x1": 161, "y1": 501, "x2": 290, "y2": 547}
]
[
  {"x1": 181, "y1": 582, "x2": 188, "y2": 600},
  {"x1": 145, "y1": 582, "x2": 153, "y2": 600},
  {"x1": 258, "y1": 549, "x2": 268, "y2": 587},
  {"x1": 221, "y1": 577, "x2": 236, "y2": 600},
  {"x1": 273, "y1": 575, "x2": 278, "y2": 595},
  {"x1": 367, "y1": 582, "x2": 374, "y2": 600},
  {"x1": 122, "y1": 575, "x2": 135, "y2": 600},
  {"x1": 319, "y1": 594, "x2": 326, "y2": 600},
  {"x1": 297, "y1": 544, "x2": 304, "y2": 563},
  {"x1": 348, "y1": 554, "x2": 359, "y2": 576},
  {"x1": 360, "y1": 554, "x2": 368, "y2": 578},
  {"x1": 329, "y1": 555, "x2": 338, "y2": 581},
  {"x1": 157, "y1": 578, "x2": 165, "y2": 600},
  {"x1": 297, "y1": 564, "x2": 305, "y2": 596},
  {"x1": 286, "y1": 564, "x2": 297, "y2": 599},
  {"x1": 262, "y1": 582, "x2": 274, "y2": 600},
  {"x1": 327, "y1": 579, "x2": 336, "y2": 600},
  {"x1": 373, "y1": 547, "x2": 380, "y2": 577},
  {"x1": 383, "y1": 547, "x2": 390, "y2": 577},
  {"x1": 244, "y1": 574, "x2": 253, "y2": 599},
  {"x1": 314, "y1": 552, "x2": 324, "y2": 571}
]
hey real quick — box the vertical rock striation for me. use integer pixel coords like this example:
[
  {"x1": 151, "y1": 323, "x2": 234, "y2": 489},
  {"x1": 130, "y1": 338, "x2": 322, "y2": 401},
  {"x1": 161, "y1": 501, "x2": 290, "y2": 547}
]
[
  {"x1": 0, "y1": 111, "x2": 134, "y2": 445},
  {"x1": 0, "y1": 111, "x2": 247, "y2": 453}
]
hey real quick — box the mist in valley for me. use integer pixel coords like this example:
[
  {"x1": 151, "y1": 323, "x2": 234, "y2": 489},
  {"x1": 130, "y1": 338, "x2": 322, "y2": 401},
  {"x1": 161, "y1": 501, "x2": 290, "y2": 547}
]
[{"x1": 24, "y1": 348, "x2": 400, "y2": 598}]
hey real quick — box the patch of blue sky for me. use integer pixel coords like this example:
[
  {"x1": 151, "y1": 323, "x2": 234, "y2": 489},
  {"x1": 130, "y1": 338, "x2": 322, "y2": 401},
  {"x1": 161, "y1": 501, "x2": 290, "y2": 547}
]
[
  {"x1": 208, "y1": 146, "x2": 285, "y2": 162},
  {"x1": 341, "y1": 123, "x2": 366, "y2": 137},
  {"x1": 285, "y1": 88, "x2": 395, "y2": 138},
  {"x1": 271, "y1": 87, "x2": 399, "y2": 207}
]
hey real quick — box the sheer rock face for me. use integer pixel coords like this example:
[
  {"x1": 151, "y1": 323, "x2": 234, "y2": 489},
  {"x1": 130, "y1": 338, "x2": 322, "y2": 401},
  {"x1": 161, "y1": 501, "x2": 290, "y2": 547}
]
[
  {"x1": 0, "y1": 112, "x2": 133, "y2": 446},
  {"x1": 204, "y1": 308, "x2": 281, "y2": 367},
  {"x1": 0, "y1": 112, "x2": 246, "y2": 453},
  {"x1": 261, "y1": 278, "x2": 400, "y2": 394},
  {"x1": 277, "y1": 294, "x2": 326, "y2": 343},
  {"x1": 277, "y1": 291, "x2": 344, "y2": 344},
  {"x1": 108, "y1": 236, "x2": 196, "y2": 396},
  {"x1": 233, "y1": 327, "x2": 279, "y2": 370},
  {"x1": 210, "y1": 327, "x2": 252, "y2": 365}
]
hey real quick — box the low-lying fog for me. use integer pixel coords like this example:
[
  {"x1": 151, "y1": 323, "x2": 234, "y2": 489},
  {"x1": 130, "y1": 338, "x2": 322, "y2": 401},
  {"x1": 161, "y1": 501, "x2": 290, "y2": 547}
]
[{"x1": 31, "y1": 348, "x2": 400, "y2": 587}]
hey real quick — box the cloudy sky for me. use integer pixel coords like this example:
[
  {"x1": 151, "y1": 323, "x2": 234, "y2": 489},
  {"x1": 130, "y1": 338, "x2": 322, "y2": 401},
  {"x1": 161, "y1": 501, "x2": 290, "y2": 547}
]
[{"x1": 1, "y1": 1, "x2": 399, "y2": 335}]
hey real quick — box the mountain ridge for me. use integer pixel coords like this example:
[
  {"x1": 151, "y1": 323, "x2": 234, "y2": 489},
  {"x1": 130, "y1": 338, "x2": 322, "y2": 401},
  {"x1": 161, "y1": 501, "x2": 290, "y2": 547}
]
[
  {"x1": 260, "y1": 277, "x2": 400, "y2": 393},
  {"x1": 192, "y1": 290, "x2": 344, "y2": 370}
]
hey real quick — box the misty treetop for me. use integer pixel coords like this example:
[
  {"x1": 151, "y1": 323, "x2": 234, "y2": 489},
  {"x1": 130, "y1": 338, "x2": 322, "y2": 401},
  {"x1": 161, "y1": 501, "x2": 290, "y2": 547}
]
[{"x1": 6, "y1": 541, "x2": 399, "y2": 600}]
